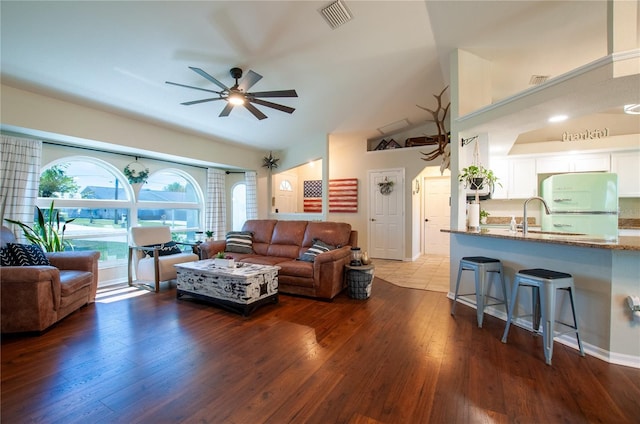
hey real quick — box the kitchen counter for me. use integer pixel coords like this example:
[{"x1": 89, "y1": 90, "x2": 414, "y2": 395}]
[
  {"x1": 444, "y1": 228, "x2": 640, "y2": 368},
  {"x1": 443, "y1": 228, "x2": 640, "y2": 251}
]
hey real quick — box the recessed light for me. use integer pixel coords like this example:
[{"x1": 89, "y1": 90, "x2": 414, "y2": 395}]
[
  {"x1": 548, "y1": 114, "x2": 568, "y2": 123},
  {"x1": 623, "y1": 104, "x2": 640, "y2": 115}
]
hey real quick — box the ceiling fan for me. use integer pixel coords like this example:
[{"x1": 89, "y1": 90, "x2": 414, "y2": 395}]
[{"x1": 166, "y1": 67, "x2": 298, "y2": 120}]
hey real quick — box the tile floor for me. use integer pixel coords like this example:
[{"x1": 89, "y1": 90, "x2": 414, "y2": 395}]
[{"x1": 372, "y1": 254, "x2": 450, "y2": 293}]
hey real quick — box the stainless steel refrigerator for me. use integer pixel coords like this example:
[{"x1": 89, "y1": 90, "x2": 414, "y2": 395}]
[{"x1": 540, "y1": 172, "x2": 618, "y2": 240}]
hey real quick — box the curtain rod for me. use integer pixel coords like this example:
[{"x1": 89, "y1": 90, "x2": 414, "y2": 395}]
[{"x1": 41, "y1": 140, "x2": 211, "y2": 170}]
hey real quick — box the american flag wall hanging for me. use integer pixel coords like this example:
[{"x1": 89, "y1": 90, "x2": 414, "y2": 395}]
[
  {"x1": 303, "y1": 180, "x2": 322, "y2": 213},
  {"x1": 329, "y1": 178, "x2": 358, "y2": 213}
]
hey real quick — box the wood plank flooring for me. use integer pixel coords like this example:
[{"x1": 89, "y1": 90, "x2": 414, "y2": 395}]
[{"x1": 2, "y1": 278, "x2": 640, "y2": 424}]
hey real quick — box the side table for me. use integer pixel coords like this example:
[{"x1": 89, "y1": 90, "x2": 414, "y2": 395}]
[{"x1": 344, "y1": 264, "x2": 375, "y2": 299}]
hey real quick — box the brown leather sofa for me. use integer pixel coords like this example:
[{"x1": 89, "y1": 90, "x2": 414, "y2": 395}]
[
  {"x1": 200, "y1": 220, "x2": 357, "y2": 300},
  {"x1": 0, "y1": 226, "x2": 100, "y2": 333}
]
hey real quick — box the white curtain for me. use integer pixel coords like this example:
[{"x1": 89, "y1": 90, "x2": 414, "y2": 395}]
[
  {"x1": 0, "y1": 136, "x2": 42, "y2": 237},
  {"x1": 245, "y1": 171, "x2": 258, "y2": 220},
  {"x1": 205, "y1": 168, "x2": 226, "y2": 240}
]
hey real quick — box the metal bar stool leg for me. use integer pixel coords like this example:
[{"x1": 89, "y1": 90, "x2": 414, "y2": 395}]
[{"x1": 451, "y1": 261, "x2": 465, "y2": 316}]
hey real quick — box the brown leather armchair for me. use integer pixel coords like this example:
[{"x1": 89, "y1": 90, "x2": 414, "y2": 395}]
[{"x1": 0, "y1": 226, "x2": 100, "y2": 333}]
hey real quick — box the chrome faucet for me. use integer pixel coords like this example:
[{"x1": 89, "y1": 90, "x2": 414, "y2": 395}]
[{"x1": 523, "y1": 196, "x2": 551, "y2": 236}]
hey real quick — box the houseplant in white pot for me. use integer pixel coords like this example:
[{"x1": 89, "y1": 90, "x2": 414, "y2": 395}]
[{"x1": 458, "y1": 165, "x2": 500, "y2": 231}]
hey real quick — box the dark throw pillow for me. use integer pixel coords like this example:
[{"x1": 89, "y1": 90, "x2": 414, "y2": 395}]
[
  {"x1": 5, "y1": 243, "x2": 51, "y2": 266},
  {"x1": 0, "y1": 246, "x2": 14, "y2": 266},
  {"x1": 143, "y1": 241, "x2": 183, "y2": 257},
  {"x1": 299, "y1": 239, "x2": 335, "y2": 262},
  {"x1": 225, "y1": 231, "x2": 254, "y2": 254}
]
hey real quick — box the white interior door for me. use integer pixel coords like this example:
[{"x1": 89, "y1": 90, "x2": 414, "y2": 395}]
[
  {"x1": 423, "y1": 176, "x2": 450, "y2": 255},
  {"x1": 369, "y1": 169, "x2": 404, "y2": 260},
  {"x1": 273, "y1": 173, "x2": 298, "y2": 213}
]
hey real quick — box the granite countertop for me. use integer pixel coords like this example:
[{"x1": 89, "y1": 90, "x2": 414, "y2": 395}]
[{"x1": 442, "y1": 228, "x2": 640, "y2": 251}]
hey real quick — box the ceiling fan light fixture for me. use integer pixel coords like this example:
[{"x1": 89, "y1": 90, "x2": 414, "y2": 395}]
[{"x1": 228, "y1": 93, "x2": 245, "y2": 105}]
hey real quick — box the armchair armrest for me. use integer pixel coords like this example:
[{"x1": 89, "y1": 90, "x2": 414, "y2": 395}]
[
  {"x1": 47, "y1": 250, "x2": 100, "y2": 303},
  {"x1": 0, "y1": 265, "x2": 62, "y2": 311},
  {"x1": 47, "y1": 251, "x2": 100, "y2": 272}
]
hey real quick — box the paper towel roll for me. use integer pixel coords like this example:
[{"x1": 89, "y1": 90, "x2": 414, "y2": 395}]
[{"x1": 468, "y1": 202, "x2": 480, "y2": 231}]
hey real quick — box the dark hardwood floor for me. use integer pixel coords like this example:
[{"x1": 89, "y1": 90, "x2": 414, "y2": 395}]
[{"x1": 3, "y1": 279, "x2": 640, "y2": 424}]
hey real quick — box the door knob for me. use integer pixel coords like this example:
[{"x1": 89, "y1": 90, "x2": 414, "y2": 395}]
[
  {"x1": 425, "y1": 219, "x2": 429, "y2": 222},
  {"x1": 371, "y1": 218, "x2": 376, "y2": 222}
]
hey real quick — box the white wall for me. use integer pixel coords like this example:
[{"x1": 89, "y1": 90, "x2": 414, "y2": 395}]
[
  {"x1": 1, "y1": 83, "x2": 274, "y2": 221},
  {"x1": 328, "y1": 133, "x2": 443, "y2": 259}
]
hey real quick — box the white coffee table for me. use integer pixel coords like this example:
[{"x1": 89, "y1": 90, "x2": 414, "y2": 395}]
[{"x1": 175, "y1": 260, "x2": 279, "y2": 316}]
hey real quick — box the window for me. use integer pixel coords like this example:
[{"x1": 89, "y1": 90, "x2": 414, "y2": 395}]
[
  {"x1": 137, "y1": 169, "x2": 203, "y2": 242},
  {"x1": 231, "y1": 183, "x2": 246, "y2": 231},
  {"x1": 36, "y1": 158, "x2": 206, "y2": 287},
  {"x1": 279, "y1": 180, "x2": 292, "y2": 191},
  {"x1": 37, "y1": 157, "x2": 133, "y2": 265}
]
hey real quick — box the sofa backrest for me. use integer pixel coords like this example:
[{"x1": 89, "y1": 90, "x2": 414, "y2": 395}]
[
  {"x1": 301, "y1": 221, "x2": 352, "y2": 248},
  {"x1": 242, "y1": 219, "x2": 277, "y2": 255},
  {"x1": 267, "y1": 221, "x2": 309, "y2": 258},
  {"x1": 239, "y1": 220, "x2": 355, "y2": 259}
]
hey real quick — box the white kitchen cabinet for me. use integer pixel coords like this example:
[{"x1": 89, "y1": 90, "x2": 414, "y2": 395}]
[
  {"x1": 489, "y1": 157, "x2": 536, "y2": 199},
  {"x1": 509, "y1": 158, "x2": 537, "y2": 198},
  {"x1": 611, "y1": 151, "x2": 640, "y2": 197},
  {"x1": 489, "y1": 158, "x2": 508, "y2": 199},
  {"x1": 536, "y1": 153, "x2": 609, "y2": 174}
]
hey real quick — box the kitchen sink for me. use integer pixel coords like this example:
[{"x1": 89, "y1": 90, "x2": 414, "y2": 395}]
[{"x1": 525, "y1": 230, "x2": 586, "y2": 236}]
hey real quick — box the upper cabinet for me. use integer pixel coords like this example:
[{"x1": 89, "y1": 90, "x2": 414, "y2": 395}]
[
  {"x1": 491, "y1": 157, "x2": 536, "y2": 199},
  {"x1": 611, "y1": 151, "x2": 640, "y2": 197},
  {"x1": 536, "y1": 153, "x2": 610, "y2": 174}
]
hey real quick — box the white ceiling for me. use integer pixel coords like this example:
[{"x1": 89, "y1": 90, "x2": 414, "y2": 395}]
[{"x1": 0, "y1": 1, "x2": 617, "y2": 152}]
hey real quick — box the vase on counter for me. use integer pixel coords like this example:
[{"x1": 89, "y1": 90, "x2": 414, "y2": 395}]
[
  {"x1": 361, "y1": 251, "x2": 370, "y2": 265},
  {"x1": 468, "y1": 202, "x2": 480, "y2": 232}
]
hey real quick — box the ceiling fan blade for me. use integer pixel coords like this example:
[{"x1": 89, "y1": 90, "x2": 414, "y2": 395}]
[
  {"x1": 238, "y1": 70, "x2": 263, "y2": 92},
  {"x1": 166, "y1": 81, "x2": 223, "y2": 95},
  {"x1": 189, "y1": 66, "x2": 229, "y2": 91},
  {"x1": 219, "y1": 102, "x2": 235, "y2": 117},
  {"x1": 250, "y1": 98, "x2": 295, "y2": 114},
  {"x1": 181, "y1": 98, "x2": 225, "y2": 106},
  {"x1": 249, "y1": 89, "x2": 298, "y2": 98},
  {"x1": 244, "y1": 102, "x2": 268, "y2": 120}
]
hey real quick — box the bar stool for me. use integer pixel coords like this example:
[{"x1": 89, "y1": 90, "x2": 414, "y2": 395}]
[
  {"x1": 451, "y1": 256, "x2": 508, "y2": 328},
  {"x1": 501, "y1": 268, "x2": 585, "y2": 365}
]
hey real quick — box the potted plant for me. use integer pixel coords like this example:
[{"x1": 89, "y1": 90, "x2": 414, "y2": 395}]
[
  {"x1": 480, "y1": 209, "x2": 490, "y2": 225},
  {"x1": 4, "y1": 200, "x2": 75, "y2": 252},
  {"x1": 205, "y1": 230, "x2": 214, "y2": 241},
  {"x1": 458, "y1": 165, "x2": 500, "y2": 193},
  {"x1": 214, "y1": 251, "x2": 235, "y2": 268}
]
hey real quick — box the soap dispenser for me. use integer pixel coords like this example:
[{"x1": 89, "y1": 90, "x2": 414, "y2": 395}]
[{"x1": 509, "y1": 216, "x2": 517, "y2": 234}]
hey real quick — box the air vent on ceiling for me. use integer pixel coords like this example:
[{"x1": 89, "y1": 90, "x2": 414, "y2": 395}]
[
  {"x1": 319, "y1": 0, "x2": 353, "y2": 29},
  {"x1": 529, "y1": 74, "x2": 550, "y2": 85}
]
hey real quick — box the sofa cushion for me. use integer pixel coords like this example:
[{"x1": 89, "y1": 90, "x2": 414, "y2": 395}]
[
  {"x1": 240, "y1": 255, "x2": 292, "y2": 266},
  {"x1": 225, "y1": 231, "x2": 254, "y2": 253},
  {"x1": 4, "y1": 243, "x2": 51, "y2": 266},
  {"x1": 299, "y1": 239, "x2": 335, "y2": 262},
  {"x1": 59, "y1": 270, "x2": 93, "y2": 297},
  {"x1": 144, "y1": 241, "x2": 182, "y2": 257},
  {"x1": 277, "y1": 259, "x2": 314, "y2": 279}
]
